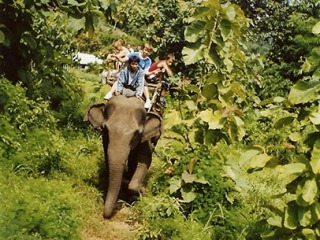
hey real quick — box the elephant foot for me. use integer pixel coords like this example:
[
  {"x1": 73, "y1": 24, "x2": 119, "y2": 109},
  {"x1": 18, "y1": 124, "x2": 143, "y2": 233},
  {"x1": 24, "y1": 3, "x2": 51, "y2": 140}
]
[
  {"x1": 126, "y1": 187, "x2": 145, "y2": 205},
  {"x1": 103, "y1": 201, "x2": 126, "y2": 219},
  {"x1": 128, "y1": 180, "x2": 143, "y2": 193},
  {"x1": 103, "y1": 208, "x2": 115, "y2": 219},
  {"x1": 139, "y1": 186, "x2": 145, "y2": 195}
]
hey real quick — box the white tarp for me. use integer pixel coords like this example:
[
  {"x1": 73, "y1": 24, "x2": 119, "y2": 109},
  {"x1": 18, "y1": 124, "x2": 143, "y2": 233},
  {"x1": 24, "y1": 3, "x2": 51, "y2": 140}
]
[{"x1": 73, "y1": 52, "x2": 103, "y2": 65}]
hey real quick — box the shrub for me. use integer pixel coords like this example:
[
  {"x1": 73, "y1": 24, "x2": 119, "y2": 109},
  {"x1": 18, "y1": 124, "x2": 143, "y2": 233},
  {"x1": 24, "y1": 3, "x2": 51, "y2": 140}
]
[
  {"x1": 134, "y1": 194, "x2": 214, "y2": 240},
  {"x1": 0, "y1": 174, "x2": 81, "y2": 239}
]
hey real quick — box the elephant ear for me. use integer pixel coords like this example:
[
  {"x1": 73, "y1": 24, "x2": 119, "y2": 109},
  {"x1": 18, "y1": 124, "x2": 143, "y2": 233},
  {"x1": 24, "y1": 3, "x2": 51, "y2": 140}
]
[
  {"x1": 83, "y1": 103, "x2": 106, "y2": 131},
  {"x1": 141, "y1": 112, "x2": 163, "y2": 144}
]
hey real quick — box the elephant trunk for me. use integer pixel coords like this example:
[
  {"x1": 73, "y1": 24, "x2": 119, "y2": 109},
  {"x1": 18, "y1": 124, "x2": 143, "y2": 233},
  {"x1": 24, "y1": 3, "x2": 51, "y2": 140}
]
[{"x1": 103, "y1": 144, "x2": 130, "y2": 219}]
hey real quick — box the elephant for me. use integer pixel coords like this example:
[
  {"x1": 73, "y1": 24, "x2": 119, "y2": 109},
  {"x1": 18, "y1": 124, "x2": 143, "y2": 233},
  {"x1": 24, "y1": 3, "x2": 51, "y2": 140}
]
[{"x1": 84, "y1": 95, "x2": 163, "y2": 218}]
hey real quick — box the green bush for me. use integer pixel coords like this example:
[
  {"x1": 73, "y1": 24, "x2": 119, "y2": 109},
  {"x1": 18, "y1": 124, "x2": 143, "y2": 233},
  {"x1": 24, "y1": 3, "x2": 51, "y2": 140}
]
[
  {"x1": 134, "y1": 194, "x2": 214, "y2": 240},
  {"x1": 0, "y1": 174, "x2": 81, "y2": 239},
  {"x1": 143, "y1": 142, "x2": 251, "y2": 239}
]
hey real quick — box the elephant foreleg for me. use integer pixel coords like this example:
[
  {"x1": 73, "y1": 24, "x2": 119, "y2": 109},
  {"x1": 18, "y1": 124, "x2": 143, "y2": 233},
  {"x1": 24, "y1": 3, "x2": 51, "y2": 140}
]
[{"x1": 128, "y1": 141, "x2": 152, "y2": 192}]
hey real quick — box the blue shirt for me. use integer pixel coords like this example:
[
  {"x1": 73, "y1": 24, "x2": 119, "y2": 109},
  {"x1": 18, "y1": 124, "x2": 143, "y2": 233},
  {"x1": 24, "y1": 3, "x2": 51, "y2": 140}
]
[
  {"x1": 117, "y1": 65, "x2": 145, "y2": 96},
  {"x1": 127, "y1": 52, "x2": 152, "y2": 71}
]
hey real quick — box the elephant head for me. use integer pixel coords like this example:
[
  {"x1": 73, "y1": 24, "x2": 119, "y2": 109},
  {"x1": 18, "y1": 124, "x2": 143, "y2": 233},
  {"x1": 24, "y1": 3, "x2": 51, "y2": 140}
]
[{"x1": 84, "y1": 95, "x2": 163, "y2": 218}]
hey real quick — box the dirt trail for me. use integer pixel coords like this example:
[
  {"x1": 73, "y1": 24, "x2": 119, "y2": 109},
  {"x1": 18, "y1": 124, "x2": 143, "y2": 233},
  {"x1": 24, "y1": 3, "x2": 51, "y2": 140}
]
[{"x1": 81, "y1": 206, "x2": 139, "y2": 240}]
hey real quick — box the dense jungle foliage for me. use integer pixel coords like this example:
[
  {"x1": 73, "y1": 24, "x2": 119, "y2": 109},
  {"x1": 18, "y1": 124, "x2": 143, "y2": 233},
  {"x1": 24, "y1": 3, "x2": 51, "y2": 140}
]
[{"x1": 1, "y1": 0, "x2": 320, "y2": 239}]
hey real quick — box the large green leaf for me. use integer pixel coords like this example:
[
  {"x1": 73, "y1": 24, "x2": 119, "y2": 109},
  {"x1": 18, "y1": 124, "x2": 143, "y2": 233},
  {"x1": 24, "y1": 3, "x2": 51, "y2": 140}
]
[
  {"x1": 231, "y1": 115, "x2": 245, "y2": 141},
  {"x1": 206, "y1": 71, "x2": 224, "y2": 84},
  {"x1": 298, "y1": 207, "x2": 312, "y2": 227},
  {"x1": 223, "y1": 165, "x2": 237, "y2": 181},
  {"x1": 169, "y1": 176, "x2": 182, "y2": 194},
  {"x1": 207, "y1": 45, "x2": 221, "y2": 67},
  {"x1": 309, "y1": 112, "x2": 320, "y2": 125},
  {"x1": 219, "y1": 19, "x2": 231, "y2": 41},
  {"x1": 198, "y1": 109, "x2": 223, "y2": 129},
  {"x1": 284, "y1": 201, "x2": 299, "y2": 229},
  {"x1": 201, "y1": 83, "x2": 218, "y2": 100},
  {"x1": 274, "y1": 116, "x2": 294, "y2": 129},
  {"x1": 223, "y1": 58, "x2": 233, "y2": 73},
  {"x1": 185, "y1": 100, "x2": 197, "y2": 111},
  {"x1": 182, "y1": 43, "x2": 205, "y2": 65},
  {"x1": 223, "y1": 5, "x2": 236, "y2": 21},
  {"x1": 312, "y1": 21, "x2": 320, "y2": 34},
  {"x1": 267, "y1": 215, "x2": 282, "y2": 227},
  {"x1": 230, "y1": 82, "x2": 246, "y2": 101},
  {"x1": 182, "y1": 171, "x2": 196, "y2": 183},
  {"x1": 310, "y1": 140, "x2": 320, "y2": 174},
  {"x1": 67, "y1": 17, "x2": 86, "y2": 32},
  {"x1": 184, "y1": 20, "x2": 206, "y2": 43},
  {"x1": 203, "y1": 129, "x2": 217, "y2": 145},
  {"x1": 288, "y1": 80, "x2": 320, "y2": 104},
  {"x1": 186, "y1": 84, "x2": 200, "y2": 93},
  {"x1": 275, "y1": 163, "x2": 306, "y2": 185},
  {"x1": 204, "y1": 0, "x2": 220, "y2": 9},
  {"x1": 301, "y1": 178, "x2": 318, "y2": 205},
  {"x1": 301, "y1": 59, "x2": 312, "y2": 73},
  {"x1": 99, "y1": 0, "x2": 111, "y2": 10},
  {"x1": 249, "y1": 153, "x2": 273, "y2": 168},
  {"x1": 164, "y1": 110, "x2": 182, "y2": 129},
  {"x1": 298, "y1": 203, "x2": 319, "y2": 228},
  {"x1": 311, "y1": 202, "x2": 320, "y2": 222},
  {"x1": 68, "y1": 0, "x2": 81, "y2": 5},
  {"x1": 260, "y1": 229, "x2": 277, "y2": 239},
  {"x1": 181, "y1": 189, "x2": 196, "y2": 203},
  {"x1": 188, "y1": 6, "x2": 211, "y2": 22},
  {"x1": 239, "y1": 149, "x2": 260, "y2": 166},
  {"x1": 301, "y1": 229, "x2": 317, "y2": 240},
  {"x1": 289, "y1": 132, "x2": 302, "y2": 142}
]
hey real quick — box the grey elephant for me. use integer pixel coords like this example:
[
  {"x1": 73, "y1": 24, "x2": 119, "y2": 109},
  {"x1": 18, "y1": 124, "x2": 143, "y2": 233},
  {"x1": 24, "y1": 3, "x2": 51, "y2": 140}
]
[{"x1": 84, "y1": 95, "x2": 163, "y2": 218}]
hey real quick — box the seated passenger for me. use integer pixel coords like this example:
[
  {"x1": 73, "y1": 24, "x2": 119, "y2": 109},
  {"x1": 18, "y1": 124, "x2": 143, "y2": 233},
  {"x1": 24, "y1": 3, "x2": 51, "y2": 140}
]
[
  {"x1": 104, "y1": 43, "x2": 153, "y2": 107},
  {"x1": 101, "y1": 39, "x2": 130, "y2": 84},
  {"x1": 125, "y1": 43, "x2": 153, "y2": 71},
  {"x1": 106, "y1": 56, "x2": 145, "y2": 99},
  {"x1": 145, "y1": 53, "x2": 175, "y2": 107}
]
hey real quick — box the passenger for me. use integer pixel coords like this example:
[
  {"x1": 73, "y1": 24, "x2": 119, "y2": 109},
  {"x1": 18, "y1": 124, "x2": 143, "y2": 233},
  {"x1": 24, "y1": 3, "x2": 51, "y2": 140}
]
[
  {"x1": 125, "y1": 43, "x2": 153, "y2": 70},
  {"x1": 106, "y1": 39, "x2": 130, "y2": 67},
  {"x1": 114, "y1": 56, "x2": 145, "y2": 98},
  {"x1": 146, "y1": 53, "x2": 175, "y2": 80},
  {"x1": 127, "y1": 44, "x2": 134, "y2": 53},
  {"x1": 145, "y1": 53, "x2": 175, "y2": 107},
  {"x1": 135, "y1": 45, "x2": 142, "y2": 52},
  {"x1": 101, "y1": 39, "x2": 130, "y2": 84},
  {"x1": 104, "y1": 43, "x2": 153, "y2": 108}
]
